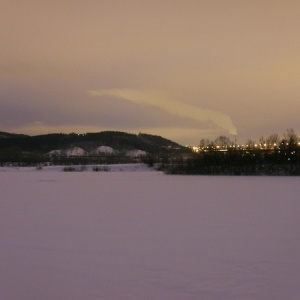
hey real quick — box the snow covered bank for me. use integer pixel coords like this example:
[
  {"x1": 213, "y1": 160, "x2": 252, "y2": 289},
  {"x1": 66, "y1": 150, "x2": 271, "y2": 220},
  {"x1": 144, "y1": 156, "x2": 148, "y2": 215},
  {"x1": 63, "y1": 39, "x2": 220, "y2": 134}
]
[
  {"x1": 0, "y1": 163, "x2": 155, "y2": 172},
  {"x1": 1, "y1": 173, "x2": 299, "y2": 299}
]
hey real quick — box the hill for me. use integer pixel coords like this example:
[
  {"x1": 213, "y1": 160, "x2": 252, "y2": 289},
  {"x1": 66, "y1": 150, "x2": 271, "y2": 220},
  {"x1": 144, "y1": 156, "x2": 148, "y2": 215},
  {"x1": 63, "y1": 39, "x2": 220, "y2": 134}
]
[{"x1": 0, "y1": 131, "x2": 190, "y2": 165}]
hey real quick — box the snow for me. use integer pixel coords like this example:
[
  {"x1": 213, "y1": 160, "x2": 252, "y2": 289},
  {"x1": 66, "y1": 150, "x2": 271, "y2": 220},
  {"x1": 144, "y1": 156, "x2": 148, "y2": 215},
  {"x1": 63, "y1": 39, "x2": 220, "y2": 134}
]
[
  {"x1": 47, "y1": 147, "x2": 147, "y2": 157},
  {"x1": 65, "y1": 147, "x2": 86, "y2": 156},
  {"x1": 47, "y1": 149, "x2": 63, "y2": 156},
  {"x1": 94, "y1": 146, "x2": 116, "y2": 154},
  {"x1": 126, "y1": 149, "x2": 148, "y2": 157},
  {"x1": 1, "y1": 172, "x2": 300, "y2": 299}
]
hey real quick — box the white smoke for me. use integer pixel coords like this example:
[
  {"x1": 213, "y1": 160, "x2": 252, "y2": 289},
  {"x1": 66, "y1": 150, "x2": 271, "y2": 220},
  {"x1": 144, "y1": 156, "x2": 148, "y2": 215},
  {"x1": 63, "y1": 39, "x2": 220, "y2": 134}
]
[{"x1": 88, "y1": 89, "x2": 237, "y2": 136}]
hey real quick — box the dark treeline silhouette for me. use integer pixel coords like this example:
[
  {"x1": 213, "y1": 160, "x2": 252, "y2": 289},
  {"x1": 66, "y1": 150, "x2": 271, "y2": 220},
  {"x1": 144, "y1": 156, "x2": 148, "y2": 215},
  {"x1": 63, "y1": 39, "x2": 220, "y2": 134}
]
[
  {"x1": 162, "y1": 129, "x2": 300, "y2": 175},
  {"x1": 0, "y1": 131, "x2": 189, "y2": 166},
  {"x1": 1, "y1": 129, "x2": 300, "y2": 175},
  {"x1": 163, "y1": 148, "x2": 300, "y2": 175}
]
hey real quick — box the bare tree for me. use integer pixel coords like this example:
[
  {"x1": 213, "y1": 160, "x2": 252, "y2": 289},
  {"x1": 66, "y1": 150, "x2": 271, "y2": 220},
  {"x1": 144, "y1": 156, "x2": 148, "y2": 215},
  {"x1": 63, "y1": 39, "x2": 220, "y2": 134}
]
[
  {"x1": 259, "y1": 136, "x2": 266, "y2": 148},
  {"x1": 283, "y1": 128, "x2": 298, "y2": 148},
  {"x1": 214, "y1": 136, "x2": 231, "y2": 148},
  {"x1": 246, "y1": 139, "x2": 256, "y2": 149},
  {"x1": 266, "y1": 133, "x2": 280, "y2": 148},
  {"x1": 199, "y1": 138, "x2": 211, "y2": 148}
]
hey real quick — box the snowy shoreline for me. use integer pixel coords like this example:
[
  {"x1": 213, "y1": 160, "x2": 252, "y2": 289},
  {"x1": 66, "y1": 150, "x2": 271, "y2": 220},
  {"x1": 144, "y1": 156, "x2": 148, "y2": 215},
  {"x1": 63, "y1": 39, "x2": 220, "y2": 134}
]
[{"x1": 0, "y1": 163, "x2": 156, "y2": 173}]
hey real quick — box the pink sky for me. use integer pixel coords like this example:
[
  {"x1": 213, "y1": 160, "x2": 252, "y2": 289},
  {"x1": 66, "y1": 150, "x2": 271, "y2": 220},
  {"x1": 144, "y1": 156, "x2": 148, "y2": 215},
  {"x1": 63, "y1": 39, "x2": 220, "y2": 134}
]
[{"x1": 1, "y1": 1, "x2": 300, "y2": 144}]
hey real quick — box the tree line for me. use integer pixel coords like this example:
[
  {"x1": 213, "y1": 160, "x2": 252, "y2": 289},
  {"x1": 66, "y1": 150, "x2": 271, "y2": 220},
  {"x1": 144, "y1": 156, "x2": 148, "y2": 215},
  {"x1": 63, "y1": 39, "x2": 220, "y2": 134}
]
[
  {"x1": 161, "y1": 129, "x2": 300, "y2": 175},
  {"x1": 197, "y1": 129, "x2": 299, "y2": 151}
]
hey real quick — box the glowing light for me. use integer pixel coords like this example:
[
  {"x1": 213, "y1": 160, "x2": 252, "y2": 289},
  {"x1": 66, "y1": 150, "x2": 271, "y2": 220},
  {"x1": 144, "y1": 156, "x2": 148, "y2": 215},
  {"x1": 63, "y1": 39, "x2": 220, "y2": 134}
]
[{"x1": 192, "y1": 146, "x2": 200, "y2": 153}]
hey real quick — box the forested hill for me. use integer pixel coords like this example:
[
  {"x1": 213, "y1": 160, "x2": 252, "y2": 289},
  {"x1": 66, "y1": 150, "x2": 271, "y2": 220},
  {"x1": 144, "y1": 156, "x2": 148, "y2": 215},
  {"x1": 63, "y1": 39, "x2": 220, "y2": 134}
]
[{"x1": 0, "y1": 131, "x2": 187, "y2": 155}]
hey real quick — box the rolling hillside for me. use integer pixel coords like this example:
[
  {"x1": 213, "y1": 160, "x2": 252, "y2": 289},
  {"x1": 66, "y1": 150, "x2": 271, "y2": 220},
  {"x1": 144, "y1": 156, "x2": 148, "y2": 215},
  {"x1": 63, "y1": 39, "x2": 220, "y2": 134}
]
[{"x1": 0, "y1": 131, "x2": 190, "y2": 164}]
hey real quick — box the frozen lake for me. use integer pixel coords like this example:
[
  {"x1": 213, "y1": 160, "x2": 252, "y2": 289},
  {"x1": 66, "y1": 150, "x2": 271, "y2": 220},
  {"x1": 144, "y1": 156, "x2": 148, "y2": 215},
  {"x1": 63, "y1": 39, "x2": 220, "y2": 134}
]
[{"x1": 1, "y1": 171, "x2": 300, "y2": 299}]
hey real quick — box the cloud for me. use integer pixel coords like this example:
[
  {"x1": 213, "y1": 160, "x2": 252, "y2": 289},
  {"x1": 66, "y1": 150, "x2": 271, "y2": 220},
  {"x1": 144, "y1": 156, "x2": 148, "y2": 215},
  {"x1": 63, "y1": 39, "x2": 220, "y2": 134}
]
[{"x1": 88, "y1": 89, "x2": 237, "y2": 136}]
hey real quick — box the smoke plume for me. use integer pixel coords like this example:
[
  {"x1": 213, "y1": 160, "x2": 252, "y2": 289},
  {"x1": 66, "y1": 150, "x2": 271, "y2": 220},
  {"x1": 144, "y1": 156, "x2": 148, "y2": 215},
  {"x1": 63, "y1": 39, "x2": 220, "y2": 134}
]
[{"x1": 88, "y1": 89, "x2": 237, "y2": 135}]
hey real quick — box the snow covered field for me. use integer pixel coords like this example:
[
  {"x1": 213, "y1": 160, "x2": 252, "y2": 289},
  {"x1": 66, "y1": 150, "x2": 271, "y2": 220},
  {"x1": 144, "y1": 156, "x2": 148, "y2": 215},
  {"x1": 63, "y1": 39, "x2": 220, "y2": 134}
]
[{"x1": 1, "y1": 171, "x2": 300, "y2": 299}]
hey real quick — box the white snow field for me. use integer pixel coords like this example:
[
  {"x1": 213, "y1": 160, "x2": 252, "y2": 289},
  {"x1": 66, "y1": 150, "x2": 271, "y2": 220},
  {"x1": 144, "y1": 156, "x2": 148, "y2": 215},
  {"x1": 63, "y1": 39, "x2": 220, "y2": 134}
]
[{"x1": 1, "y1": 171, "x2": 300, "y2": 300}]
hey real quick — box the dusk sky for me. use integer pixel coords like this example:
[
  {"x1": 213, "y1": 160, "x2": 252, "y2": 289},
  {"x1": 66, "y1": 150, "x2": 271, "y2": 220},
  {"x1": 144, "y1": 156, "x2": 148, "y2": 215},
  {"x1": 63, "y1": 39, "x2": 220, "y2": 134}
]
[{"x1": 1, "y1": 1, "x2": 300, "y2": 145}]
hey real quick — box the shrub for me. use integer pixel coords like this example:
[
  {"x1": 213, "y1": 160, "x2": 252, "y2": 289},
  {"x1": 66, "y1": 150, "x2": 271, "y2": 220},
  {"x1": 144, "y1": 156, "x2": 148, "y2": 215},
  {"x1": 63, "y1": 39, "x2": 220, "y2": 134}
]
[
  {"x1": 92, "y1": 166, "x2": 110, "y2": 172},
  {"x1": 63, "y1": 166, "x2": 76, "y2": 172}
]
